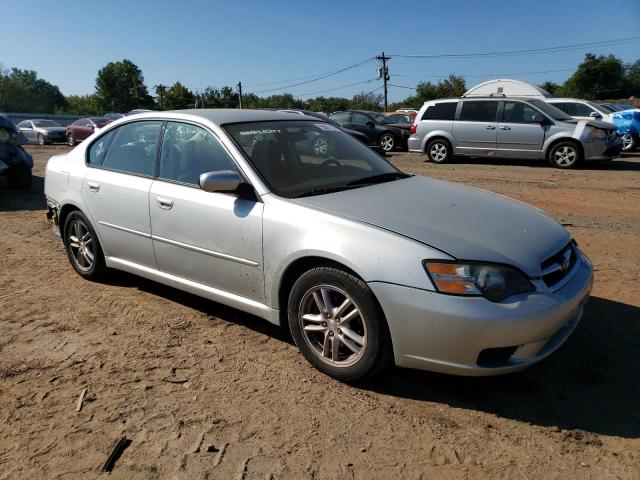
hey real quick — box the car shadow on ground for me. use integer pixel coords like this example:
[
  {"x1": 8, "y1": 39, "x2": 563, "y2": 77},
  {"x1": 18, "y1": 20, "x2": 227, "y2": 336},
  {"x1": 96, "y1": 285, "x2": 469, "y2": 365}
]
[
  {"x1": 363, "y1": 296, "x2": 640, "y2": 439},
  {"x1": 0, "y1": 174, "x2": 46, "y2": 212},
  {"x1": 102, "y1": 270, "x2": 640, "y2": 439}
]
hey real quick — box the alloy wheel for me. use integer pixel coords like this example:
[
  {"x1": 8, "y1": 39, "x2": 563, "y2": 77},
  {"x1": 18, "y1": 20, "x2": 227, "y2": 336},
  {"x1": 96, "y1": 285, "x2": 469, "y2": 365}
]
[
  {"x1": 38, "y1": 134, "x2": 45, "y2": 145},
  {"x1": 553, "y1": 145, "x2": 577, "y2": 167},
  {"x1": 380, "y1": 134, "x2": 394, "y2": 152},
  {"x1": 298, "y1": 285, "x2": 367, "y2": 367},
  {"x1": 622, "y1": 133, "x2": 634, "y2": 151},
  {"x1": 429, "y1": 142, "x2": 448, "y2": 162},
  {"x1": 68, "y1": 220, "x2": 95, "y2": 272}
]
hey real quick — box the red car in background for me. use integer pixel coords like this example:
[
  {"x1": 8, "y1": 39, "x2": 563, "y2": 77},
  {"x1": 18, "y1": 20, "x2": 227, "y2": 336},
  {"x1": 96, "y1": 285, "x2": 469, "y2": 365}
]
[{"x1": 66, "y1": 117, "x2": 111, "y2": 146}]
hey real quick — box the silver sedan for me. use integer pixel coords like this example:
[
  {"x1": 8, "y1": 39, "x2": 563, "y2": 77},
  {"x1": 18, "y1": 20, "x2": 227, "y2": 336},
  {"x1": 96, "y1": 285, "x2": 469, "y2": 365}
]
[{"x1": 44, "y1": 110, "x2": 593, "y2": 382}]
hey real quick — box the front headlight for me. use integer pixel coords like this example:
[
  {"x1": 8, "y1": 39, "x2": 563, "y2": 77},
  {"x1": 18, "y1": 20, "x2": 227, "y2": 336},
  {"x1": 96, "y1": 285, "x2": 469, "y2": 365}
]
[{"x1": 423, "y1": 261, "x2": 534, "y2": 302}]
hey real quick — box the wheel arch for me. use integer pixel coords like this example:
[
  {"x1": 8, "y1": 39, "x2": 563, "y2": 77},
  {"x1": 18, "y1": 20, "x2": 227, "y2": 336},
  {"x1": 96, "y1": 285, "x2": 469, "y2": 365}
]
[
  {"x1": 422, "y1": 131, "x2": 455, "y2": 153},
  {"x1": 543, "y1": 136, "x2": 584, "y2": 161}
]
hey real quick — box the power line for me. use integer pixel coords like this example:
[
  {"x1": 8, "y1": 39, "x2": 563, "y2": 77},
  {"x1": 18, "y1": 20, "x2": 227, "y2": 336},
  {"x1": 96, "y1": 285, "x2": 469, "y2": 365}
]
[
  {"x1": 388, "y1": 35, "x2": 640, "y2": 59},
  {"x1": 296, "y1": 78, "x2": 378, "y2": 97},
  {"x1": 250, "y1": 58, "x2": 375, "y2": 93},
  {"x1": 392, "y1": 67, "x2": 576, "y2": 79}
]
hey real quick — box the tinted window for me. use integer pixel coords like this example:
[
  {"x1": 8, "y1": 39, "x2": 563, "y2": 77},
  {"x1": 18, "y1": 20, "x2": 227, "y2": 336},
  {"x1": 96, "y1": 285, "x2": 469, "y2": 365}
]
[
  {"x1": 554, "y1": 102, "x2": 593, "y2": 117},
  {"x1": 502, "y1": 102, "x2": 540, "y2": 123},
  {"x1": 330, "y1": 112, "x2": 350, "y2": 123},
  {"x1": 422, "y1": 102, "x2": 457, "y2": 120},
  {"x1": 87, "y1": 130, "x2": 115, "y2": 166},
  {"x1": 352, "y1": 113, "x2": 371, "y2": 124},
  {"x1": 159, "y1": 122, "x2": 238, "y2": 186},
  {"x1": 459, "y1": 101, "x2": 498, "y2": 122},
  {"x1": 101, "y1": 121, "x2": 162, "y2": 176}
]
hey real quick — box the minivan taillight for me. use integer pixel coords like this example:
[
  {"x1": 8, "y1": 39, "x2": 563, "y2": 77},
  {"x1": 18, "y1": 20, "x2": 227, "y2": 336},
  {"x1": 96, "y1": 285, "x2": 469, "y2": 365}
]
[{"x1": 410, "y1": 123, "x2": 417, "y2": 134}]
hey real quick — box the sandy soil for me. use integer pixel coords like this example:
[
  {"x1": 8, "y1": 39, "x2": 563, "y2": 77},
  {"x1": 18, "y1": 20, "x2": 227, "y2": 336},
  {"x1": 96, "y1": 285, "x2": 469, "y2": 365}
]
[{"x1": 1, "y1": 145, "x2": 639, "y2": 479}]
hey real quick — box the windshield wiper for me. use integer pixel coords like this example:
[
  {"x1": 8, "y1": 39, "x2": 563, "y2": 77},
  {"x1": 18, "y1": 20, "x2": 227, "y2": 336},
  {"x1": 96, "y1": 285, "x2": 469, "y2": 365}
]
[
  {"x1": 346, "y1": 172, "x2": 411, "y2": 186},
  {"x1": 292, "y1": 185, "x2": 359, "y2": 198}
]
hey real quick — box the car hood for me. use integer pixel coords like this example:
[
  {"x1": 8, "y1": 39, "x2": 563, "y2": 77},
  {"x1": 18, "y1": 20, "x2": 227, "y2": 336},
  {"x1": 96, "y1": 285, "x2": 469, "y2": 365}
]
[{"x1": 291, "y1": 176, "x2": 570, "y2": 276}]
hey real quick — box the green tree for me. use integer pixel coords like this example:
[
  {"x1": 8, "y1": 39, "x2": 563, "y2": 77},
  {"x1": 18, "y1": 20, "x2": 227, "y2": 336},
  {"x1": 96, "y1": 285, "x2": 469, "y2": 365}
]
[
  {"x1": 350, "y1": 91, "x2": 383, "y2": 111},
  {"x1": 625, "y1": 59, "x2": 640, "y2": 97},
  {"x1": 0, "y1": 67, "x2": 67, "y2": 113},
  {"x1": 539, "y1": 81, "x2": 561, "y2": 96},
  {"x1": 160, "y1": 82, "x2": 195, "y2": 110},
  {"x1": 560, "y1": 53, "x2": 627, "y2": 100},
  {"x1": 436, "y1": 74, "x2": 466, "y2": 98},
  {"x1": 201, "y1": 86, "x2": 240, "y2": 108},
  {"x1": 59, "y1": 94, "x2": 102, "y2": 115},
  {"x1": 305, "y1": 96, "x2": 351, "y2": 112},
  {"x1": 95, "y1": 59, "x2": 153, "y2": 112}
]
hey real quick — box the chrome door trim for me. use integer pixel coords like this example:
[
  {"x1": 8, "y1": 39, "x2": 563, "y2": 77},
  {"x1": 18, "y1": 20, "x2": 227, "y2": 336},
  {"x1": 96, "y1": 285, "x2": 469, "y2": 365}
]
[
  {"x1": 98, "y1": 221, "x2": 152, "y2": 239},
  {"x1": 152, "y1": 234, "x2": 259, "y2": 267}
]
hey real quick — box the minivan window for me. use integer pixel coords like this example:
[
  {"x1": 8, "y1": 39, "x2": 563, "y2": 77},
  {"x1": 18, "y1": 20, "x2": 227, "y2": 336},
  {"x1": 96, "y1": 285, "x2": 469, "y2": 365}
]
[
  {"x1": 159, "y1": 122, "x2": 238, "y2": 186},
  {"x1": 459, "y1": 101, "x2": 498, "y2": 122},
  {"x1": 100, "y1": 121, "x2": 162, "y2": 176},
  {"x1": 422, "y1": 102, "x2": 457, "y2": 120},
  {"x1": 502, "y1": 102, "x2": 539, "y2": 123}
]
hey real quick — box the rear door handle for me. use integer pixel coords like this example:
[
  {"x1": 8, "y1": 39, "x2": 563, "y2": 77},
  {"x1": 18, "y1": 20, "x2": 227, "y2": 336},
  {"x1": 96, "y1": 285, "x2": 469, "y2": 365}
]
[
  {"x1": 499, "y1": 126, "x2": 511, "y2": 130},
  {"x1": 486, "y1": 125, "x2": 496, "y2": 130},
  {"x1": 156, "y1": 196, "x2": 173, "y2": 210},
  {"x1": 87, "y1": 181, "x2": 100, "y2": 192}
]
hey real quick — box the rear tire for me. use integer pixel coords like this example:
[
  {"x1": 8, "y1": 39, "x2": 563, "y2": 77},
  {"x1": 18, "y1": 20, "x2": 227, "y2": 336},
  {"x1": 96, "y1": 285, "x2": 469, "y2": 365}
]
[
  {"x1": 426, "y1": 138, "x2": 452, "y2": 163},
  {"x1": 37, "y1": 134, "x2": 46, "y2": 145},
  {"x1": 548, "y1": 141, "x2": 582, "y2": 169},
  {"x1": 379, "y1": 133, "x2": 395, "y2": 152},
  {"x1": 63, "y1": 211, "x2": 107, "y2": 281},
  {"x1": 287, "y1": 266, "x2": 392, "y2": 382},
  {"x1": 67, "y1": 133, "x2": 76, "y2": 146}
]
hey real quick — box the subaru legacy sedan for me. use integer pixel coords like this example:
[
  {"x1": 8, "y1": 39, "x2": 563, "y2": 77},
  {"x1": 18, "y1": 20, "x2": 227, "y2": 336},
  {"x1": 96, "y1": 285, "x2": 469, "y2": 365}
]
[{"x1": 44, "y1": 110, "x2": 593, "y2": 381}]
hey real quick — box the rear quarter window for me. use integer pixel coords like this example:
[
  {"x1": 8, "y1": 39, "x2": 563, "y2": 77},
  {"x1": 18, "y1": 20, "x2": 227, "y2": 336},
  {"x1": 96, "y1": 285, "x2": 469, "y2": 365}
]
[
  {"x1": 87, "y1": 130, "x2": 115, "y2": 166},
  {"x1": 422, "y1": 102, "x2": 457, "y2": 121}
]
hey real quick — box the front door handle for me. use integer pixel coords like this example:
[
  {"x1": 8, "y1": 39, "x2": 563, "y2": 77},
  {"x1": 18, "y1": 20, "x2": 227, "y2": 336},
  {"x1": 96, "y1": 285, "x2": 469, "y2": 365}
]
[
  {"x1": 499, "y1": 126, "x2": 511, "y2": 130},
  {"x1": 87, "y1": 181, "x2": 100, "y2": 192},
  {"x1": 486, "y1": 125, "x2": 496, "y2": 130},
  {"x1": 156, "y1": 196, "x2": 173, "y2": 210}
]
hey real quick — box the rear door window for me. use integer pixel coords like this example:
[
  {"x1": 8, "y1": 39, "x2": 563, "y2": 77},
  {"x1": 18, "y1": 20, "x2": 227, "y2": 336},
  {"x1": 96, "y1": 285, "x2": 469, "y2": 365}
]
[
  {"x1": 459, "y1": 101, "x2": 498, "y2": 122},
  {"x1": 100, "y1": 121, "x2": 162, "y2": 176},
  {"x1": 422, "y1": 102, "x2": 457, "y2": 120}
]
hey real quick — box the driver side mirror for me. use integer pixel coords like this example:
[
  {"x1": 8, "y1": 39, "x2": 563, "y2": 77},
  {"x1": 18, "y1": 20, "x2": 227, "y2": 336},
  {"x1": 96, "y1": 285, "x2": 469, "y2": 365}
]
[
  {"x1": 199, "y1": 170, "x2": 242, "y2": 193},
  {"x1": 532, "y1": 114, "x2": 546, "y2": 124},
  {"x1": 589, "y1": 111, "x2": 602, "y2": 119}
]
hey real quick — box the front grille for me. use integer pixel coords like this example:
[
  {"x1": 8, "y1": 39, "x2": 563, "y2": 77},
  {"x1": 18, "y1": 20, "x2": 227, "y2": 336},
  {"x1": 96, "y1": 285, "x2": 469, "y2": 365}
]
[{"x1": 541, "y1": 242, "x2": 576, "y2": 288}]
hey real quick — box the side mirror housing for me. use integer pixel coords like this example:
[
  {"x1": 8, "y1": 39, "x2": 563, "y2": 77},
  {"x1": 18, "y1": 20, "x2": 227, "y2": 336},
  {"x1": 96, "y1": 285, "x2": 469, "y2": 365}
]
[
  {"x1": 199, "y1": 170, "x2": 243, "y2": 193},
  {"x1": 532, "y1": 113, "x2": 546, "y2": 124},
  {"x1": 589, "y1": 111, "x2": 602, "y2": 119}
]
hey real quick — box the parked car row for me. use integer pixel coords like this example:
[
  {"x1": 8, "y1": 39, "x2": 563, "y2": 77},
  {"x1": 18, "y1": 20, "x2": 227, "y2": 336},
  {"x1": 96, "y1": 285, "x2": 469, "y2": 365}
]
[
  {"x1": 407, "y1": 95, "x2": 624, "y2": 168},
  {"x1": 328, "y1": 110, "x2": 412, "y2": 152}
]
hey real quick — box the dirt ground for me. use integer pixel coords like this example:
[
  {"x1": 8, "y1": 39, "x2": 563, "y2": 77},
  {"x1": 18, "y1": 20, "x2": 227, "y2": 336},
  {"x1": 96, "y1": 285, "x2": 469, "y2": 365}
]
[{"x1": 1, "y1": 145, "x2": 639, "y2": 480}]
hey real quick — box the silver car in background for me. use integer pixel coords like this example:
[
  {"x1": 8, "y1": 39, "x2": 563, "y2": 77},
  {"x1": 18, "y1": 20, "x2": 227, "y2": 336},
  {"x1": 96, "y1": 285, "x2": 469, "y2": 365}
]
[
  {"x1": 17, "y1": 119, "x2": 67, "y2": 145},
  {"x1": 45, "y1": 110, "x2": 593, "y2": 381},
  {"x1": 408, "y1": 97, "x2": 621, "y2": 168}
]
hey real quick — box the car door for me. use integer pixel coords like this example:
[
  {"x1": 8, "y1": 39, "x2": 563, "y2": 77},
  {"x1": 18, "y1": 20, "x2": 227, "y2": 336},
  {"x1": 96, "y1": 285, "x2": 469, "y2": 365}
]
[
  {"x1": 496, "y1": 101, "x2": 546, "y2": 158},
  {"x1": 452, "y1": 100, "x2": 498, "y2": 156},
  {"x1": 350, "y1": 112, "x2": 381, "y2": 144},
  {"x1": 149, "y1": 121, "x2": 264, "y2": 303},
  {"x1": 82, "y1": 120, "x2": 162, "y2": 268},
  {"x1": 77, "y1": 119, "x2": 94, "y2": 141}
]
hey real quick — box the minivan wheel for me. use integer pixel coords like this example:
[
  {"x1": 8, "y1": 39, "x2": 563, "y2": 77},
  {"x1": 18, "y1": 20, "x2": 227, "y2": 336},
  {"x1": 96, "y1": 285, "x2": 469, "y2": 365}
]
[
  {"x1": 64, "y1": 211, "x2": 106, "y2": 280},
  {"x1": 426, "y1": 138, "x2": 452, "y2": 163},
  {"x1": 621, "y1": 133, "x2": 635, "y2": 152},
  {"x1": 288, "y1": 267, "x2": 392, "y2": 382},
  {"x1": 548, "y1": 141, "x2": 582, "y2": 169},
  {"x1": 67, "y1": 133, "x2": 76, "y2": 146},
  {"x1": 379, "y1": 133, "x2": 395, "y2": 152}
]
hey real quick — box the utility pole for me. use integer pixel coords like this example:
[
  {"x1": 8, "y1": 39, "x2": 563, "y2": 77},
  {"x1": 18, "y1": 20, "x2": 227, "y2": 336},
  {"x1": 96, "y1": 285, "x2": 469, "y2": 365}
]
[
  {"x1": 376, "y1": 52, "x2": 390, "y2": 112},
  {"x1": 237, "y1": 81, "x2": 243, "y2": 109}
]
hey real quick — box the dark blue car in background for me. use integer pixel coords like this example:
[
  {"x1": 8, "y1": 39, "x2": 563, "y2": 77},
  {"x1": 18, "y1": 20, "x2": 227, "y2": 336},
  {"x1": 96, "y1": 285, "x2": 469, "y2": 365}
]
[{"x1": 0, "y1": 114, "x2": 33, "y2": 189}]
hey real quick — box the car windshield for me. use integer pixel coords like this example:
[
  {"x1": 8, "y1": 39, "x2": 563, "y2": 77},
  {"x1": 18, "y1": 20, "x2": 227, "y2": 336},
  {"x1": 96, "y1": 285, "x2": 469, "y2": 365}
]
[
  {"x1": 224, "y1": 120, "x2": 408, "y2": 198},
  {"x1": 587, "y1": 102, "x2": 610, "y2": 115},
  {"x1": 33, "y1": 120, "x2": 61, "y2": 127},
  {"x1": 528, "y1": 100, "x2": 573, "y2": 121}
]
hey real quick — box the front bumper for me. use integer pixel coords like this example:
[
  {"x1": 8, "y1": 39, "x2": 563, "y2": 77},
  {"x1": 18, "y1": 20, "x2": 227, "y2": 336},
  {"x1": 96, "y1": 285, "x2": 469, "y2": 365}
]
[
  {"x1": 584, "y1": 136, "x2": 622, "y2": 161},
  {"x1": 369, "y1": 251, "x2": 593, "y2": 376}
]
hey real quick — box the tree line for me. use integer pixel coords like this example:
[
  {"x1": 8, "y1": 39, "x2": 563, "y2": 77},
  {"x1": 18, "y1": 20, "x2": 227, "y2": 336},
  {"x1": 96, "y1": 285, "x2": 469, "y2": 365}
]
[{"x1": 1, "y1": 53, "x2": 638, "y2": 116}]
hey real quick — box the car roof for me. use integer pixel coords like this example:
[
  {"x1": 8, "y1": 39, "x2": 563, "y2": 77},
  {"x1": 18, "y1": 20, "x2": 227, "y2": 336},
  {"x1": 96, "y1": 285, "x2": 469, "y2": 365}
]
[
  {"x1": 545, "y1": 98, "x2": 588, "y2": 102},
  {"x1": 129, "y1": 108, "x2": 311, "y2": 125}
]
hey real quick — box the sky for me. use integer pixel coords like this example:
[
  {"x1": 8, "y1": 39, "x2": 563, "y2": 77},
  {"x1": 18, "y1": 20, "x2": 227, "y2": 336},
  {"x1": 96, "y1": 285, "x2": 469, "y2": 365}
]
[{"x1": 2, "y1": 0, "x2": 640, "y2": 103}]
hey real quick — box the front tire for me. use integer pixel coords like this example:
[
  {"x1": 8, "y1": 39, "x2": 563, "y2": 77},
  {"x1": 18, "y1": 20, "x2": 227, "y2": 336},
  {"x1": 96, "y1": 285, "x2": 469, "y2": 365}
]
[
  {"x1": 426, "y1": 138, "x2": 452, "y2": 163},
  {"x1": 287, "y1": 267, "x2": 392, "y2": 382},
  {"x1": 63, "y1": 211, "x2": 106, "y2": 281},
  {"x1": 379, "y1": 133, "x2": 395, "y2": 152},
  {"x1": 67, "y1": 133, "x2": 76, "y2": 146},
  {"x1": 37, "y1": 134, "x2": 46, "y2": 145},
  {"x1": 621, "y1": 132, "x2": 636, "y2": 152},
  {"x1": 548, "y1": 141, "x2": 582, "y2": 169}
]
